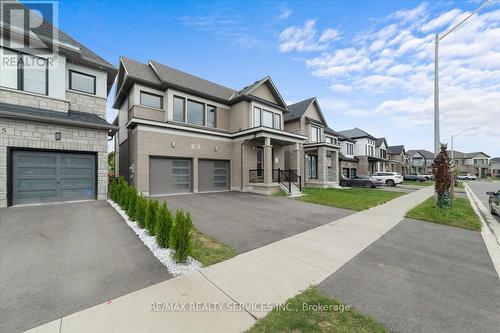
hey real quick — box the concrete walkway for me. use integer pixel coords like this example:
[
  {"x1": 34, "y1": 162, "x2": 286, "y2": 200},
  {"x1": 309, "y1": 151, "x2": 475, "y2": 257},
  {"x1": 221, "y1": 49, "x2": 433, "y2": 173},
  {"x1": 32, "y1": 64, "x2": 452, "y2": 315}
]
[{"x1": 27, "y1": 186, "x2": 434, "y2": 333}]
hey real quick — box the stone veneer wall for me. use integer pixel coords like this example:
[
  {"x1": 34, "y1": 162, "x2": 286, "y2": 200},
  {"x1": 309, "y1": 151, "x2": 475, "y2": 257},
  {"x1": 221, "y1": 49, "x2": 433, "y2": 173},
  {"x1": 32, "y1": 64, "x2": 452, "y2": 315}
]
[
  {"x1": 66, "y1": 91, "x2": 107, "y2": 118},
  {"x1": 0, "y1": 118, "x2": 108, "y2": 207},
  {"x1": 0, "y1": 88, "x2": 69, "y2": 112}
]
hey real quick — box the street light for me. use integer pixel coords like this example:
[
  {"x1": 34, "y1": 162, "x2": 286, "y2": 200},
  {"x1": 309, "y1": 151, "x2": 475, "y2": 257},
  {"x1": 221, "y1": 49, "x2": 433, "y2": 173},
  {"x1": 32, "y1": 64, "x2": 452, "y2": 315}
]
[
  {"x1": 433, "y1": 0, "x2": 491, "y2": 155},
  {"x1": 450, "y1": 127, "x2": 479, "y2": 203}
]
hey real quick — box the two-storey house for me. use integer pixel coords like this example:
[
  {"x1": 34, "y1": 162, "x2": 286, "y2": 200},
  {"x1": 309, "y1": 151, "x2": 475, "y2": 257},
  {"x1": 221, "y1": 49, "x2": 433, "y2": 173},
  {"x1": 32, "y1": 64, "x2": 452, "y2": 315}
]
[
  {"x1": 387, "y1": 145, "x2": 410, "y2": 175},
  {"x1": 448, "y1": 150, "x2": 490, "y2": 177},
  {"x1": 338, "y1": 133, "x2": 358, "y2": 178},
  {"x1": 284, "y1": 97, "x2": 341, "y2": 188},
  {"x1": 407, "y1": 150, "x2": 435, "y2": 174},
  {"x1": 490, "y1": 157, "x2": 500, "y2": 178},
  {"x1": 0, "y1": 2, "x2": 117, "y2": 207},
  {"x1": 114, "y1": 57, "x2": 310, "y2": 196}
]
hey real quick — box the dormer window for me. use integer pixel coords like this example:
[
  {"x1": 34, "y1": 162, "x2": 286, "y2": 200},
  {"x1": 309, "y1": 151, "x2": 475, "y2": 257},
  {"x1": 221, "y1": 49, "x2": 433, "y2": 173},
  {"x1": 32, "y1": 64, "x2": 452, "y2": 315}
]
[{"x1": 69, "y1": 70, "x2": 96, "y2": 95}]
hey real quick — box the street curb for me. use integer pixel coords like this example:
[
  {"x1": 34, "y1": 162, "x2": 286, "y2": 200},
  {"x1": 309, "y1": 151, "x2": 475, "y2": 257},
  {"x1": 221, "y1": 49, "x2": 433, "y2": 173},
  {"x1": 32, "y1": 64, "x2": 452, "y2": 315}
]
[{"x1": 464, "y1": 184, "x2": 500, "y2": 280}]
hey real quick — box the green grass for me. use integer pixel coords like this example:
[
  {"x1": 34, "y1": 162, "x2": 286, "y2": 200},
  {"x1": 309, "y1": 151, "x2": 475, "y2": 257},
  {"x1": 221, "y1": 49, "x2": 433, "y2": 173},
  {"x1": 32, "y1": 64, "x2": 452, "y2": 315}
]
[
  {"x1": 190, "y1": 228, "x2": 237, "y2": 266},
  {"x1": 455, "y1": 181, "x2": 464, "y2": 189},
  {"x1": 298, "y1": 188, "x2": 403, "y2": 211},
  {"x1": 402, "y1": 180, "x2": 434, "y2": 186},
  {"x1": 246, "y1": 287, "x2": 388, "y2": 333},
  {"x1": 405, "y1": 197, "x2": 481, "y2": 231}
]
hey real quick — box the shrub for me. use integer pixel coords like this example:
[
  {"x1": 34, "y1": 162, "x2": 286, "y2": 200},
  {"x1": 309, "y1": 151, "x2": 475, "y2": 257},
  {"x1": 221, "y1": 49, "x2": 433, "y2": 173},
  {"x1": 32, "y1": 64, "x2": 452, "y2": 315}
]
[
  {"x1": 118, "y1": 181, "x2": 128, "y2": 208},
  {"x1": 145, "y1": 199, "x2": 159, "y2": 235},
  {"x1": 155, "y1": 202, "x2": 173, "y2": 248},
  {"x1": 170, "y1": 210, "x2": 193, "y2": 263},
  {"x1": 127, "y1": 188, "x2": 138, "y2": 220},
  {"x1": 432, "y1": 144, "x2": 452, "y2": 208},
  {"x1": 136, "y1": 195, "x2": 147, "y2": 228},
  {"x1": 108, "y1": 179, "x2": 117, "y2": 200}
]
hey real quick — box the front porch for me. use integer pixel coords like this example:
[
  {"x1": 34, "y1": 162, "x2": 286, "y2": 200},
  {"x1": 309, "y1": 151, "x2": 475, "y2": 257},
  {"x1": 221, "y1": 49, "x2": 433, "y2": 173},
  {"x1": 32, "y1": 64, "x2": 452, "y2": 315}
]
[{"x1": 304, "y1": 143, "x2": 340, "y2": 188}]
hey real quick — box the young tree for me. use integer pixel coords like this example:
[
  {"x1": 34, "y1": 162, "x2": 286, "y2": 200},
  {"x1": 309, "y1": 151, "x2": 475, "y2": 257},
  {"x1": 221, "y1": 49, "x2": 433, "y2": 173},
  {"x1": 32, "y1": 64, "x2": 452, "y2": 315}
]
[
  {"x1": 170, "y1": 210, "x2": 193, "y2": 263},
  {"x1": 127, "y1": 188, "x2": 138, "y2": 220},
  {"x1": 135, "y1": 195, "x2": 147, "y2": 228},
  {"x1": 145, "y1": 200, "x2": 159, "y2": 236},
  {"x1": 432, "y1": 144, "x2": 452, "y2": 208},
  {"x1": 155, "y1": 202, "x2": 173, "y2": 248}
]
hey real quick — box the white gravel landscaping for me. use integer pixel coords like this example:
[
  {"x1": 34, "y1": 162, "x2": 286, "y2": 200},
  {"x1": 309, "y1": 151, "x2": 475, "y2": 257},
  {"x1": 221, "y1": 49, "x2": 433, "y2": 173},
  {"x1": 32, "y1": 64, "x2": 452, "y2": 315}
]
[{"x1": 107, "y1": 199, "x2": 201, "y2": 276}]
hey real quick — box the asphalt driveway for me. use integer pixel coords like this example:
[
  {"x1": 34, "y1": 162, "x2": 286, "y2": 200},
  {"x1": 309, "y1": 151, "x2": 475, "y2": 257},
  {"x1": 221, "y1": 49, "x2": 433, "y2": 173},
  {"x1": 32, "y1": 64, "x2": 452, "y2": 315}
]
[
  {"x1": 158, "y1": 191, "x2": 354, "y2": 253},
  {"x1": 467, "y1": 180, "x2": 500, "y2": 223},
  {"x1": 318, "y1": 218, "x2": 500, "y2": 333},
  {"x1": 0, "y1": 201, "x2": 172, "y2": 333}
]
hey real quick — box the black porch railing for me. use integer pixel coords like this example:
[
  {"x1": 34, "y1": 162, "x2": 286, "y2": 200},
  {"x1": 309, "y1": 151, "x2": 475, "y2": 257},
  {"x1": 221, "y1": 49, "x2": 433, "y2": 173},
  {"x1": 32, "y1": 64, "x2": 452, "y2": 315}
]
[
  {"x1": 278, "y1": 168, "x2": 302, "y2": 193},
  {"x1": 249, "y1": 169, "x2": 279, "y2": 183}
]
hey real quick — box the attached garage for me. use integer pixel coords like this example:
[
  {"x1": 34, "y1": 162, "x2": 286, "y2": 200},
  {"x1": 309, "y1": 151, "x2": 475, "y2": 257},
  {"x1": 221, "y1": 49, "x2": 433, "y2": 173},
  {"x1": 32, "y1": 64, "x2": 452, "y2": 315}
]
[
  {"x1": 149, "y1": 157, "x2": 192, "y2": 196},
  {"x1": 198, "y1": 159, "x2": 230, "y2": 192},
  {"x1": 10, "y1": 150, "x2": 96, "y2": 206}
]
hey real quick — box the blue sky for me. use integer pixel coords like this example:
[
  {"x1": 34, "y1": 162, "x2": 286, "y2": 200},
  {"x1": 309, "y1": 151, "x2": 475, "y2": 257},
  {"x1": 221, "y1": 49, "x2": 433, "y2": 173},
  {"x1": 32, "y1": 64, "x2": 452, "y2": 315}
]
[{"x1": 52, "y1": 0, "x2": 499, "y2": 156}]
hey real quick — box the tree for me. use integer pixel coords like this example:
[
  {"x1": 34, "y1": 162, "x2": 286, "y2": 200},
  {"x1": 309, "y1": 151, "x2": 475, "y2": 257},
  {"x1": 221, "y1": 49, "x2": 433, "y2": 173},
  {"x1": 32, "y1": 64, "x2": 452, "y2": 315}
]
[
  {"x1": 127, "y1": 188, "x2": 138, "y2": 220},
  {"x1": 170, "y1": 210, "x2": 193, "y2": 263},
  {"x1": 432, "y1": 144, "x2": 452, "y2": 208},
  {"x1": 108, "y1": 151, "x2": 116, "y2": 176},
  {"x1": 145, "y1": 200, "x2": 159, "y2": 236},
  {"x1": 155, "y1": 202, "x2": 173, "y2": 248},
  {"x1": 135, "y1": 195, "x2": 147, "y2": 229}
]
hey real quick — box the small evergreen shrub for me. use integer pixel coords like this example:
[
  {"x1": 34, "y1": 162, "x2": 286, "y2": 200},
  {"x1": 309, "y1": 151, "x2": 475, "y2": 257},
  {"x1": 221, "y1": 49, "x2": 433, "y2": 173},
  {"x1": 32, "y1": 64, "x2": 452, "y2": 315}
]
[
  {"x1": 136, "y1": 195, "x2": 147, "y2": 228},
  {"x1": 170, "y1": 210, "x2": 193, "y2": 263},
  {"x1": 108, "y1": 179, "x2": 117, "y2": 200},
  {"x1": 145, "y1": 199, "x2": 159, "y2": 235},
  {"x1": 127, "y1": 188, "x2": 138, "y2": 220},
  {"x1": 155, "y1": 202, "x2": 173, "y2": 248}
]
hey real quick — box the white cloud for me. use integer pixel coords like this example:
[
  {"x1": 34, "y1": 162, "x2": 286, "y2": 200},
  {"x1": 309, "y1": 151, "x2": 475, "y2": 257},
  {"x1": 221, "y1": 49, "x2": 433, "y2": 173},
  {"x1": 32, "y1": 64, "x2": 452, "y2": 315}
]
[
  {"x1": 420, "y1": 9, "x2": 462, "y2": 32},
  {"x1": 277, "y1": 8, "x2": 292, "y2": 20},
  {"x1": 330, "y1": 84, "x2": 352, "y2": 93},
  {"x1": 278, "y1": 19, "x2": 340, "y2": 53}
]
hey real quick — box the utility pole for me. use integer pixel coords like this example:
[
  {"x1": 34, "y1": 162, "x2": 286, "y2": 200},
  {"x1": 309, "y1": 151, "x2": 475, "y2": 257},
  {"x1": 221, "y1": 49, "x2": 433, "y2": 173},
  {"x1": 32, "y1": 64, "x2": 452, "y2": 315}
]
[{"x1": 450, "y1": 127, "x2": 478, "y2": 205}]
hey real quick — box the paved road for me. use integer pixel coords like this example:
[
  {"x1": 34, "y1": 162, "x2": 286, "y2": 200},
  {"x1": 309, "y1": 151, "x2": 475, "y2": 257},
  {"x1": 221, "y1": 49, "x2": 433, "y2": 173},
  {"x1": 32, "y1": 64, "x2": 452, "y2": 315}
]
[
  {"x1": 318, "y1": 218, "x2": 500, "y2": 333},
  {"x1": 157, "y1": 191, "x2": 354, "y2": 253},
  {"x1": 0, "y1": 201, "x2": 172, "y2": 333},
  {"x1": 467, "y1": 180, "x2": 500, "y2": 223}
]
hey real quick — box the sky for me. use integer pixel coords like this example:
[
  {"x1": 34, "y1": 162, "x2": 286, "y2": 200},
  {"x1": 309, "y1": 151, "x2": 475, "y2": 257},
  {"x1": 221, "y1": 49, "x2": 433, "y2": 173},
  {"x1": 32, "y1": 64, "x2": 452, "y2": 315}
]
[{"x1": 50, "y1": 0, "x2": 499, "y2": 156}]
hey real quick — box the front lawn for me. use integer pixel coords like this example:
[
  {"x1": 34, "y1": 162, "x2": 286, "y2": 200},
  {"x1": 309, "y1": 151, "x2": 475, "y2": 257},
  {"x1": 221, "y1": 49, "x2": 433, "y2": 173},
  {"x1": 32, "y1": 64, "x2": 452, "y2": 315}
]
[
  {"x1": 246, "y1": 287, "x2": 388, "y2": 333},
  {"x1": 191, "y1": 228, "x2": 237, "y2": 266},
  {"x1": 405, "y1": 197, "x2": 481, "y2": 231},
  {"x1": 298, "y1": 188, "x2": 403, "y2": 211},
  {"x1": 402, "y1": 180, "x2": 434, "y2": 186}
]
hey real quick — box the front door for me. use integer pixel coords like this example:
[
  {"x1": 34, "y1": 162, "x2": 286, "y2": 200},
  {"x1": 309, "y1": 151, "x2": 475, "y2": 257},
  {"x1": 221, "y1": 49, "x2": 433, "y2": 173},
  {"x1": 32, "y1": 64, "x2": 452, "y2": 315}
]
[
  {"x1": 256, "y1": 147, "x2": 264, "y2": 177},
  {"x1": 308, "y1": 155, "x2": 318, "y2": 179}
]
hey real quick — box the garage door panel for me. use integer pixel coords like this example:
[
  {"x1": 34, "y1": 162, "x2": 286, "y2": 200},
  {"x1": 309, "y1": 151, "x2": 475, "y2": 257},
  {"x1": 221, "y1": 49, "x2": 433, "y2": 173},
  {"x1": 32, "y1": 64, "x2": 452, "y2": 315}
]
[
  {"x1": 149, "y1": 157, "x2": 192, "y2": 196},
  {"x1": 198, "y1": 160, "x2": 229, "y2": 192},
  {"x1": 12, "y1": 151, "x2": 95, "y2": 205}
]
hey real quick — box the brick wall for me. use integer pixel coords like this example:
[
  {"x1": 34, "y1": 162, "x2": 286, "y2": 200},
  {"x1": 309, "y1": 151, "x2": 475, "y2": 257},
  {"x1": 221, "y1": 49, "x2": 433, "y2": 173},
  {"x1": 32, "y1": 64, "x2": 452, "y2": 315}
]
[
  {"x1": 0, "y1": 88, "x2": 69, "y2": 113},
  {"x1": 66, "y1": 91, "x2": 107, "y2": 118}
]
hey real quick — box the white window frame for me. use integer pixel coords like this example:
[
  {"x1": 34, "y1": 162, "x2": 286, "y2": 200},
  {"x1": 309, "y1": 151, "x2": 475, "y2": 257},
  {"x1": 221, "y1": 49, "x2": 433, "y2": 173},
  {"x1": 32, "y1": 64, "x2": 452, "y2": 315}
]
[{"x1": 254, "y1": 107, "x2": 261, "y2": 127}]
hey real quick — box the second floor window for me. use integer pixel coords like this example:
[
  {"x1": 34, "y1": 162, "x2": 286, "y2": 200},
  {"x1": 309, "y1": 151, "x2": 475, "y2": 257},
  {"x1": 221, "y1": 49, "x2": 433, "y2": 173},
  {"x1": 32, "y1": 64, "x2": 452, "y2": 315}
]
[
  {"x1": 69, "y1": 70, "x2": 96, "y2": 95},
  {"x1": 346, "y1": 143, "x2": 354, "y2": 155},
  {"x1": 254, "y1": 107, "x2": 261, "y2": 127},
  {"x1": 207, "y1": 105, "x2": 216, "y2": 128},
  {"x1": 380, "y1": 149, "x2": 387, "y2": 159},
  {"x1": 173, "y1": 96, "x2": 185, "y2": 121},
  {"x1": 326, "y1": 137, "x2": 333, "y2": 144},
  {"x1": 1, "y1": 48, "x2": 48, "y2": 95},
  {"x1": 262, "y1": 110, "x2": 273, "y2": 128},
  {"x1": 274, "y1": 113, "x2": 281, "y2": 130},
  {"x1": 187, "y1": 100, "x2": 204, "y2": 126},
  {"x1": 310, "y1": 126, "x2": 321, "y2": 143},
  {"x1": 140, "y1": 91, "x2": 163, "y2": 109}
]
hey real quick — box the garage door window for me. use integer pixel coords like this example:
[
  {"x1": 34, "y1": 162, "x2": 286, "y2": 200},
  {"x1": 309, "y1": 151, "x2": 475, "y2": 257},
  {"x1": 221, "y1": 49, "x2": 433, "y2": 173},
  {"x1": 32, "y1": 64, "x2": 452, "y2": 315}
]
[
  {"x1": 172, "y1": 160, "x2": 191, "y2": 190},
  {"x1": 213, "y1": 161, "x2": 228, "y2": 188}
]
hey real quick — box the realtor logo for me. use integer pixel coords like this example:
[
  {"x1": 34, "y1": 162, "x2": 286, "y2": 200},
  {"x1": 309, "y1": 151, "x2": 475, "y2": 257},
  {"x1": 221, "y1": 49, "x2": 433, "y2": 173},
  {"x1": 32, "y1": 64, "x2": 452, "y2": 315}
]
[{"x1": 0, "y1": 0, "x2": 59, "y2": 55}]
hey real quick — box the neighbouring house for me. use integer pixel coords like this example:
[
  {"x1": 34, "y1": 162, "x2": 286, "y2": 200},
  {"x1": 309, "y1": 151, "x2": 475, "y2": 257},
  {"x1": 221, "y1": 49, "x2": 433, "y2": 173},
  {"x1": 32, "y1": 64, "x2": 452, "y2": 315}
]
[
  {"x1": 490, "y1": 157, "x2": 500, "y2": 178},
  {"x1": 448, "y1": 150, "x2": 491, "y2": 177},
  {"x1": 284, "y1": 97, "x2": 340, "y2": 188},
  {"x1": 337, "y1": 127, "x2": 392, "y2": 175},
  {"x1": 0, "y1": 3, "x2": 117, "y2": 207},
  {"x1": 337, "y1": 133, "x2": 358, "y2": 178},
  {"x1": 407, "y1": 150, "x2": 435, "y2": 174},
  {"x1": 387, "y1": 145, "x2": 410, "y2": 175},
  {"x1": 114, "y1": 57, "x2": 318, "y2": 196}
]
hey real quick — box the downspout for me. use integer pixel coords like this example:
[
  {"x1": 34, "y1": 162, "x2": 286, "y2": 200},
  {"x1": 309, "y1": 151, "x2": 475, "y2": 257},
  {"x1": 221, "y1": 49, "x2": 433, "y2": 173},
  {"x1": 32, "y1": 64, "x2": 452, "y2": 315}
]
[{"x1": 241, "y1": 135, "x2": 257, "y2": 191}]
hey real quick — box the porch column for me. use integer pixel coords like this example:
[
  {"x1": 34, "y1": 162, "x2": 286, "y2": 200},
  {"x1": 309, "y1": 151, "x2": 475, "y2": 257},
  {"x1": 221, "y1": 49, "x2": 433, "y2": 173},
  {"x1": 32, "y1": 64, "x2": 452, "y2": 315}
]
[
  {"x1": 318, "y1": 146, "x2": 328, "y2": 183},
  {"x1": 293, "y1": 143, "x2": 301, "y2": 176},
  {"x1": 376, "y1": 161, "x2": 381, "y2": 172},
  {"x1": 264, "y1": 137, "x2": 273, "y2": 184},
  {"x1": 330, "y1": 150, "x2": 339, "y2": 183}
]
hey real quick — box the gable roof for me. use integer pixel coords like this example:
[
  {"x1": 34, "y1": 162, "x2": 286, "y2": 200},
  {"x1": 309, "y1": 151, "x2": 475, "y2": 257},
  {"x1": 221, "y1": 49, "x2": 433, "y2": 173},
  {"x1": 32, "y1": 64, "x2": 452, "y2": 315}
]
[
  {"x1": 231, "y1": 76, "x2": 288, "y2": 108},
  {"x1": 337, "y1": 127, "x2": 377, "y2": 140},
  {"x1": 324, "y1": 127, "x2": 356, "y2": 143},
  {"x1": 375, "y1": 137, "x2": 388, "y2": 148},
  {"x1": 285, "y1": 97, "x2": 327, "y2": 124},
  {"x1": 388, "y1": 145, "x2": 405, "y2": 155},
  {"x1": 407, "y1": 149, "x2": 435, "y2": 159},
  {"x1": 3, "y1": 2, "x2": 116, "y2": 91},
  {"x1": 464, "y1": 151, "x2": 491, "y2": 158},
  {"x1": 490, "y1": 157, "x2": 500, "y2": 164}
]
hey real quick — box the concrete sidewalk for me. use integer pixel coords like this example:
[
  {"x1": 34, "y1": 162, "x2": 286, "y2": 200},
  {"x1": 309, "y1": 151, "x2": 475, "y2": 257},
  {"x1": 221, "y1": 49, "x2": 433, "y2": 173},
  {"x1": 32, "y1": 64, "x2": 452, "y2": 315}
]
[{"x1": 27, "y1": 186, "x2": 434, "y2": 333}]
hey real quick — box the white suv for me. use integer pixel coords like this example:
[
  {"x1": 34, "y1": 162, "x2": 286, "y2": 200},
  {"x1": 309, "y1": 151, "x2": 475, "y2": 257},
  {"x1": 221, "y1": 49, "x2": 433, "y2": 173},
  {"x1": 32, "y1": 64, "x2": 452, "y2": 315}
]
[{"x1": 371, "y1": 172, "x2": 403, "y2": 186}]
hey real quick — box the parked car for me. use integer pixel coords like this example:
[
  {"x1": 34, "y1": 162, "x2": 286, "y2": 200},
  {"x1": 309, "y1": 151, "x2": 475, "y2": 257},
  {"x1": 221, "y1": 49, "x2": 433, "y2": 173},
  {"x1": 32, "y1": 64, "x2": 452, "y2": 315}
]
[
  {"x1": 371, "y1": 172, "x2": 403, "y2": 186},
  {"x1": 487, "y1": 190, "x2": 499, "y2": 215},
  {"x1": 403, "y1": 174, "x2": 428, "y2": 182},
  {"x1": 457, "y1": 174, "x2": 477, "y2": 180},
  {"x1": 340, "y1": 175, "x2": 385, "y2": 188}
]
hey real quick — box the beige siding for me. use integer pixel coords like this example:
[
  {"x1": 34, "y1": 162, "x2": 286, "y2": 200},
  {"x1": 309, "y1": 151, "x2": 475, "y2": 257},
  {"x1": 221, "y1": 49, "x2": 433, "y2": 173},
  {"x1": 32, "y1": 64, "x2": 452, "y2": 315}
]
[
  {"x1": 250, "y1": 84, "x2": 278, "y2": 104},
  {"x1": 229, "y1": 101, "x2": 250, "y2": 131},
  {"x1": 129, "y1": 105, "x2": 165, "y2": 122},
  {"x1": 216, "y1": 106, "x2": 230, "y2": 131}
]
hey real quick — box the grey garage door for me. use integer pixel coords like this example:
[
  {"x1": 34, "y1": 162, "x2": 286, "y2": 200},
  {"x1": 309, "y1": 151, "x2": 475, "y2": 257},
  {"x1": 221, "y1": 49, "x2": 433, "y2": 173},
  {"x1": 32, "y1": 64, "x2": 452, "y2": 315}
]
[
  {"x1": 12, "y1": 150, "x2": 96, "y2": 205},
  {"x1": 149, "y1": 157, "x2": 192, "y2": 196},
  {"x1": 198, "y1": 160, "x2": 230, "y2": 192}
]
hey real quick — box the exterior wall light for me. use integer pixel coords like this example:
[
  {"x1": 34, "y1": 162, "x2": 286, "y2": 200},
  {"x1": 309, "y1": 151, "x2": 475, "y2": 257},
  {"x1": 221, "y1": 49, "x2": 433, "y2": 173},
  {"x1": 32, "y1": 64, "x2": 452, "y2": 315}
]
[
  {"x1": 171, "y1": 141, "x2": 175, "y2": 148},
  {"x1": 214, "y1": 145, "x2": 218, "y2": 152},
  {"x1": 55, "y1": 132, "x2": 61, "y2": 141}
]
